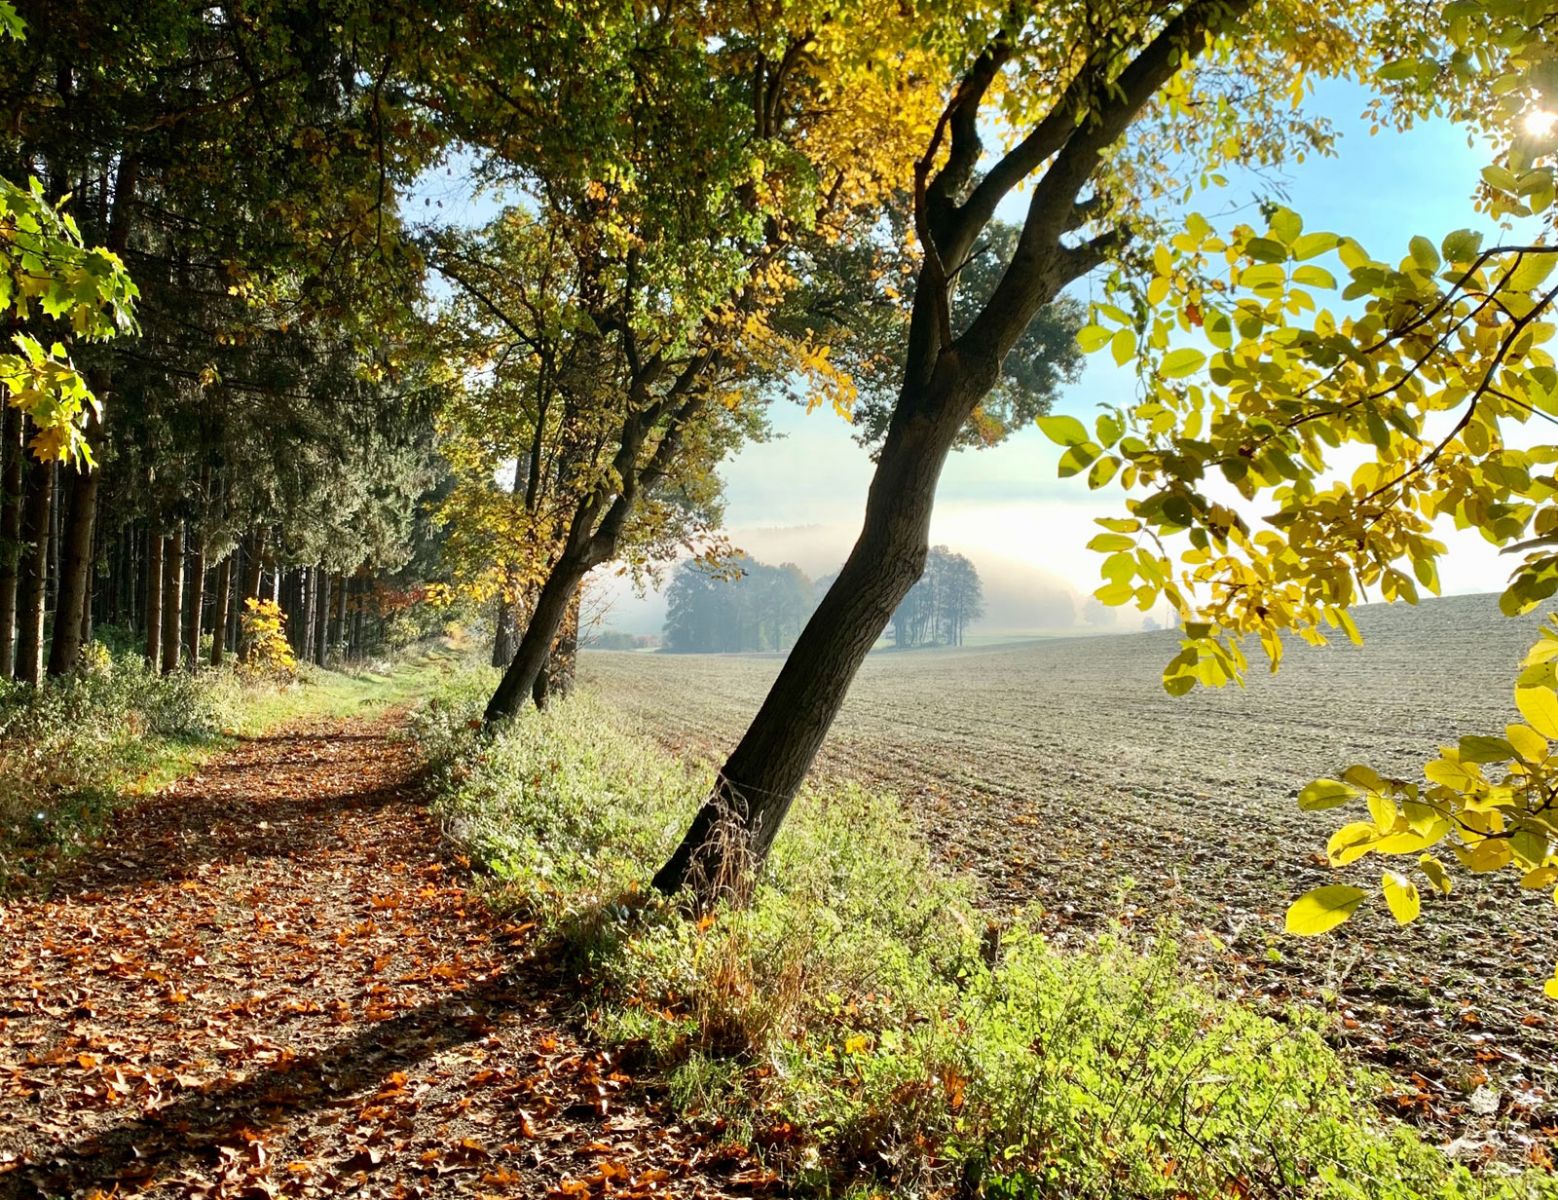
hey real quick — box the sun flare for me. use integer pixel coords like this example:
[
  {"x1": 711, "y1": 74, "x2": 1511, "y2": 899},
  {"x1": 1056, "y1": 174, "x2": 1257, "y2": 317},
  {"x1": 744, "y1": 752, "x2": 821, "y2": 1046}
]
[{"x1": 1525, "y1": 108, "x2": 1558, "y2": 138}]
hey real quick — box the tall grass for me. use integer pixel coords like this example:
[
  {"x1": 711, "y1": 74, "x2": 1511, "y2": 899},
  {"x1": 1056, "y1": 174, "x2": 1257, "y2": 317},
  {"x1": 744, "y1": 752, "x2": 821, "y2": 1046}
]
[{"x1": 417, "y1": 685, "x2": 1557, "y2": 1200}]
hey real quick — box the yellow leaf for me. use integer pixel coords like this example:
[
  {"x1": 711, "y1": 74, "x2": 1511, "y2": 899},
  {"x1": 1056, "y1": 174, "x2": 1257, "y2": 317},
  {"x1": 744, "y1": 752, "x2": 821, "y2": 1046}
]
[
  {"x1": 1516, "y1": 685, "x2": 1558, "y2": 739},
  {"x1": 1285, "y1": 885, "x2": 1366, "y2": 936},
  {"x1": 1418, "y1": 854, "x2": 1453, "y2": 896},
  {"x1": 1367, "y1": 793, "x2": 1398, "y2": 833},
  {"x1": 1327, "y1": 821, "x2": 1379, "y2": 866},
  {"x1": 1507, "y1": 722, "x2": 1549, "y2": 764},
  {"x1": 1382, "y1": 871, "x2": 1420, "y2": 924}
]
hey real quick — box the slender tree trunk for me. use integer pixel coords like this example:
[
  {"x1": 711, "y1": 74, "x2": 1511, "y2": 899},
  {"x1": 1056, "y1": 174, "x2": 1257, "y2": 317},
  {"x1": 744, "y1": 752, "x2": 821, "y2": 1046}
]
[
  {"x1": 313, "y1": 567, "x2": 328, "y2": 663},
  {"x1": 160, "y1": 524, "x2": 184, "y2": 674},
  {"x1": 653, "y1": 366, "x2": 990, "y2": 898},
  {"x1": 332, "y1": 571, "x2": 347, "y2": 658},
  {"x1": 145, "y1": 531, "x2": 164, "y2": 667},
  {"x1": 48, "y1": 444, "x2": 101, "y2": 676},
  {"x1": 15, "y1": 434, "x2": 54, "y2": 686},
  {"x1": 211, "y1": 554, "x2": 233, "y2": 667},
  {"x1": 0, "y1": 403, "x2": 22, "y2": 677},
  {"x1": 186, "y1": 534, "x2": 206, "y2": 670},
  {"x1": 78, "y1": 522, "x2": 93, "y2": 652},
  {"x1": 484, "y1": 555, "x2": 591, "y2": 722}
]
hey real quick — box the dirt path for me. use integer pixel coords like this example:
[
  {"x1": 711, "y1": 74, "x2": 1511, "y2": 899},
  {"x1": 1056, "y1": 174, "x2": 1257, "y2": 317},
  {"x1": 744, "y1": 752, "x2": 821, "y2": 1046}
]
[{"x1": 0, "y1": 715, "x2": 759, "y2": 1200}]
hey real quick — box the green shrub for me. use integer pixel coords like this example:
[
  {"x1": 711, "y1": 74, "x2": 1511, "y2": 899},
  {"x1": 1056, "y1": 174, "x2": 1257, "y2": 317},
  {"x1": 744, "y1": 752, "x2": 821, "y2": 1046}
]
[{"x1": 423, "y1": 690, "x2": 1558, "y2": 1200}]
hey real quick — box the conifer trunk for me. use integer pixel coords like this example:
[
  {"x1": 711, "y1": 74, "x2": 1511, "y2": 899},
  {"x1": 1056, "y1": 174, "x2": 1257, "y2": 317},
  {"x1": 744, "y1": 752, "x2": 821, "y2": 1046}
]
[
  {"x1": 0, "y1": 404, "x2": 22, "y2": 678},
  {"x1": 145, "y1": 531, "x2": 164, "y2": 667},
  {"x1": 49, "y1": 456, "x2": 99, "y2": 676},
  {"x1": 160, "y1": 524, "x2": 184, "y2": 674},
  {"x1": 186, "y1": 534, "x2": 206, "y2": 670},
  {"x1": 211, "y1": 554, "x2": 232, "y2": 667},
  {"x1": 15, "y1": 433, "x2": 54, "y2": 687},
  {"x1": 315, "y1": 569, "x2": 330, "y2": 665}
]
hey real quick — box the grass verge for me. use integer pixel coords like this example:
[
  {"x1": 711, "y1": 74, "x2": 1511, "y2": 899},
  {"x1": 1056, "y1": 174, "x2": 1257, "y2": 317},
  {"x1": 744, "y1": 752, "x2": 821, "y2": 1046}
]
[
  {"x1": 0, "y1": 637, "x2": 466, "y2": 888},
  {"x1": 418, "y1": 679, "x2": 1558, "y2": 1200}
]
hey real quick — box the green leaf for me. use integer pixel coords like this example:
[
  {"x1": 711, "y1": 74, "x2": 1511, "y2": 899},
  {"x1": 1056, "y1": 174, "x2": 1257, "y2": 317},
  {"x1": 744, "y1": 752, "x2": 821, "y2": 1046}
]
[
  {"x1": 1505, "y1": 251, "x2": 1558, "y2": 294},
  {"x1": 1458, "y1": 735, "x2": 1514, "y2": 764},
  {"x1": 1297, "y1": 778, "x2": 1357, "y2": 811},
  {"x1": 1440, "y1": 228, "x2": 1483, "y2": 264},
  {"x1": 1285, "y1": 885, "x2": 1367, "y2": 936},
  {"x1": 1159, "y1": 348, "x2": 1206, "y2": 379},
  {"x1": 1036, "y1": 415, "x2": 1089, "y2": 447},
  {"x1": 1058, "y1": 441, "x2": 1102, "y2": 477},
  {"x1": 1076, "y1": 324, "x2": 1112, "y2": 353},
  {"x1": 1408, "y1": 235, "x2": 1440, "y2": 272}
]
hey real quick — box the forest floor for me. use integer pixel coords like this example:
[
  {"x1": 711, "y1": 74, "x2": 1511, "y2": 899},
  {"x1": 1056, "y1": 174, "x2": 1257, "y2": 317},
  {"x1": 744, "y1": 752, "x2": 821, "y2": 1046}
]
[
  {"x1": 0, "y1": 712, "x2": 761, "y2": 1200},
  {"x1": 585, "y1": 594, "x2": 1558, "y2": 1166}
]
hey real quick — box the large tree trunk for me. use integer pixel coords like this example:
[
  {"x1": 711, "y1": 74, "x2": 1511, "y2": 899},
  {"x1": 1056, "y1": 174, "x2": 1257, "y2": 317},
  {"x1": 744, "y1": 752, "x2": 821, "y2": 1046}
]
[
  {"x1": 491, "y1": 590, "x2": 518, "y2": 668},
  {"x1": 0, "y1": 403, "x2": 22, "y2": 677},
  {"x1": 653, "y1": 363, "x2": 991, "y2": 899},
  {"x1": 145, "y1": 530, "x2": 164, "y2": 667},
  {"x1": 532, "y1": 589, "x2": 581, "y2": 709},
  {"x1": 14, "y1": 435, "x2": 54, "y2": 686},
  {"x1": 48, "y1": 457, "x2": 99, "y2": 676},
  {"x1": 160, "y1": 524, "x2": 184, "y2": 674},
  {"x1": 484, "y1": 555, "x2": 590, "y2": 723}
]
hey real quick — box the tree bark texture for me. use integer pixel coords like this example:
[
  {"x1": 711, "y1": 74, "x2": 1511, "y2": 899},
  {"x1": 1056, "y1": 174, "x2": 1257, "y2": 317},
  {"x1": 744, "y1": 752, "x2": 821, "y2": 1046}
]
[
  {"x1": 144, "y1": 531, "x2": 164, "y2": 668},
  {"x1": 0, "y1": 403, "x2": 22, "y2": 677},
  {"x1": 211, "y1": 554, "x2": 232, "y2": 666},
  {"x1": 160, "y1": 524, "x2": 184, "y2": 674},
  {"x1": 15, "y1": 434, "x2": 54, "y2": 686}
]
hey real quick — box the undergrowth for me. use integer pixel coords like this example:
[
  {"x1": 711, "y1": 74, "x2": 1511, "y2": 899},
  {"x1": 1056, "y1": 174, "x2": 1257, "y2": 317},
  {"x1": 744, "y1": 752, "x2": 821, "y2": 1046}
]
[{"x1": 417, "y1": 681, "x2": 1558, "y2": 1200}]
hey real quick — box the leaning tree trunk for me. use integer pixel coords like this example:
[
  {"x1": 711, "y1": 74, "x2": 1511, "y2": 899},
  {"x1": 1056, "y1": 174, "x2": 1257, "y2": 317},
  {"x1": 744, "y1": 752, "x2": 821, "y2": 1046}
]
[
  {"x1": 531, "y1": 589, "x2": 581, "y2": 709},
  {"x1": 14, "y1": 434, "x2": 54, "y2": 687},
  {"x1": 145, "y1": 530, "x2": 164, "y2": 667},
  {"x1": 484, "y1": 555, "x2": 591, "y2": 723},
  {"x1": 0, "y1": 403, "x2": 22, "y2": 678},
  {"x1": 160, "y1": 524, "x2": 184, "y2": 674},
  {"x1": 653, "y1": 362, "x2": 991, "y2": 899}
]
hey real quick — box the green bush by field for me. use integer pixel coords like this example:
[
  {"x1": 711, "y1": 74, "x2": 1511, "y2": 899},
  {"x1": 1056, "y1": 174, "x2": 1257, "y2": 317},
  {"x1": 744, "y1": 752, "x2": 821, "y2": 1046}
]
[{"x1": 418, "y1": 681, "x2": 1558, "y2": 1200}]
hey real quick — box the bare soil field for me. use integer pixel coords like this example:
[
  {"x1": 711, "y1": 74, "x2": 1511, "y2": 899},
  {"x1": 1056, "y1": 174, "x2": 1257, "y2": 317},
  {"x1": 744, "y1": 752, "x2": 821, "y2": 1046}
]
[{"x1": 583, "y1": 593, "x2": 1558, "y2": 1165}]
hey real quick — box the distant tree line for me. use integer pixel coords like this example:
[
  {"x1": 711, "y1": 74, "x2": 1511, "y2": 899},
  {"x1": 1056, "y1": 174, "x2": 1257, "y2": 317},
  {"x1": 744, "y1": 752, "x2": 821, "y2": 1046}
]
[
  {"x1": 664, "y1": 558, "x2": 815, "y2": 653},
  {"x1": 661, "y1": 547, "x2": 983, "y2": 654},
  {"x1": 888, "y1": 547, "x2": 984, "y2": 648}
]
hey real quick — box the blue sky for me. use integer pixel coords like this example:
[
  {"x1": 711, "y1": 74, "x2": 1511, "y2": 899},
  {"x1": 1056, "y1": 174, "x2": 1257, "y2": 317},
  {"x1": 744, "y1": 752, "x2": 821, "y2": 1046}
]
[
  {"x1": 416, "y1": 80, "x2": 1529, "y2": 634},
  {"x1": 589, "y1": 80, "x2": 1516, "y2": 635}
]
